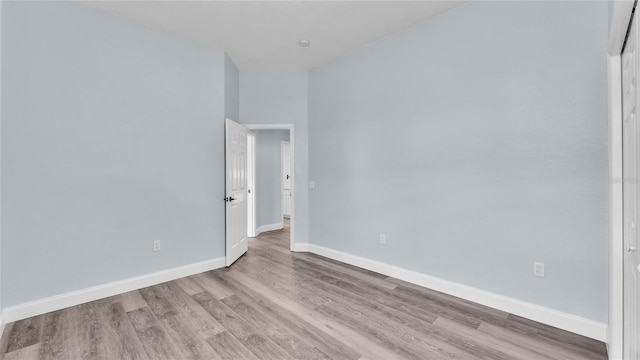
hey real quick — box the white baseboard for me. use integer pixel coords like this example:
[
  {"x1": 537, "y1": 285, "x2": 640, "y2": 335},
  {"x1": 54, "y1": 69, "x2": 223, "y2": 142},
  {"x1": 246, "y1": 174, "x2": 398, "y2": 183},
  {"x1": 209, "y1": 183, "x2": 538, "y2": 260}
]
[
  {"x1": 299, "y1": 243, "x2": 607, "y2": 342},
  {"x1": 255, "y1": 222, "x2": 283, "y2": 236},
  {"x1": 2, "y1": 257, "x2": 225, "y2": 324},
  {"x1": 291, "y1": 242, "x2": 310, "y2": 252}
]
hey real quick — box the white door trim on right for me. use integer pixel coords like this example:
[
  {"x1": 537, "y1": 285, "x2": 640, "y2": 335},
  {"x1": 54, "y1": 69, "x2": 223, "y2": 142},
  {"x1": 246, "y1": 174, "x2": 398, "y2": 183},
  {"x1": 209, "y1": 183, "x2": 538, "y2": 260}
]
[
  {"x1": 609, "y1": 2, "x2": 637, "y2": 358},
  {"x1": 609, "y1": 53, "x2": 624, "y2": 360}
]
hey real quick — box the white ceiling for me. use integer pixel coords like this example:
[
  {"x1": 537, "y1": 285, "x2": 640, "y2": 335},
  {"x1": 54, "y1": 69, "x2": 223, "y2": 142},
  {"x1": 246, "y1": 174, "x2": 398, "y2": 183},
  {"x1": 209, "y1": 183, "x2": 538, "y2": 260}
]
[{"x1": 84, "y1": 1, "x2": 465, "y2": 70}]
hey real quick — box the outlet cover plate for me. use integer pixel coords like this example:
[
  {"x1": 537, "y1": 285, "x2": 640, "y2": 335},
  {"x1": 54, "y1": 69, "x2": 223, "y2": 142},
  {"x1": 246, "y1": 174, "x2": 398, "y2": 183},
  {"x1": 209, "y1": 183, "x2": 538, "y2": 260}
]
[{"x1": 534, "y1": 262, "x2": 544, "y2": 277}]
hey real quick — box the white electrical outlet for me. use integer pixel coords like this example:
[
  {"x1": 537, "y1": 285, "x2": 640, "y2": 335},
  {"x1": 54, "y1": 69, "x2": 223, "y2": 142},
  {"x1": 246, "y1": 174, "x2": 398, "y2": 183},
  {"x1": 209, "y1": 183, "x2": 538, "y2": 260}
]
[
  {"x1": 153, "y1": 240, "x2": 161, "y2": 252},
  {"x1": 379, "y1": 234, "x2": 386, "y2": 245},
  {"x1": 309, "y1": 181, "x2": 315, "y2": 189},
  {"x1": 534, "y1": 262, "x2": 544, "y2": 277}
]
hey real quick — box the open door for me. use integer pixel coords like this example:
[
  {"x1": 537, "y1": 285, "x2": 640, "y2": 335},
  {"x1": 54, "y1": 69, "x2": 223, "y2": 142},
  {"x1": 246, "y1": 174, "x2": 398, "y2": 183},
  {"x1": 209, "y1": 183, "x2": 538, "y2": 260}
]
[
  {"x1": 622, "y1": 12, "x2": 640, "y2": 359},
  {"x1": 225, "y1": 118, "x2": 248, "y2": 266}
]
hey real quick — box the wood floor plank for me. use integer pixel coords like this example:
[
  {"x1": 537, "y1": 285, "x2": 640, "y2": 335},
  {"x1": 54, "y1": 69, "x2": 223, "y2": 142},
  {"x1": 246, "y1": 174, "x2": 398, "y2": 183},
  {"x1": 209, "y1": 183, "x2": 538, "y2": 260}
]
[
  {"x1": 243, "y1": 248, "x2": 442, "y2": 326},
  {"x1": 294, "y1": 251, "x2": 398, "y2": 290},
  {"x1": 76, "y1": 300, "x2": 114, "y2": 360},
  {"x1": 313, "y1": 302, "x2": 454, "y2": 360},
  {"x1": 223, "y1": 269, "x2": 402, "y2": 360},
  {"x1": 432, "y1": 317, "x2": 544, "y2": 360},
  {"x1": 394, "y1": 283, "x2": 510, "y2": 323},
  {"x1": 268, "y1": 266, "x2": 479, "y2": 359},
  {"x1": 505, "y1": 314, "x2": 607, "y2": 357},
  {"x1": 5, "y1": 315, "x2": 43, "y2": 353},
  {"x1": 252, "y1": 240, "x2": 291, "y2": 256},
  {"x1": 3, "y1": 343, "x2": 39, "y2": 360},
  {"x1": 259, "y1": 255, "x2": 532, "y2": 360},
  {"x1": 228, "y1": 259, "x2": 323, "y2": 304},
  {"x1": 151, "y1": 282, "x2": 226, "y2": 340},
  {"x1": 386, "y1": 276, "x2": 510, "y2": 321},
  {"x1": 478, "y1": 321, "x2": 589, "y2": 360},
  {"x1": 191, "y1": 272, "x2": 235, "y2": 300},
  {"x1": 138, "y1": 285, "x2": 179, "y2": 320},
  {"x1": 105, "y1": 302, "x2": 150, "y2": 360},
  {"x1": 206, "y1": 331, "x2": 258, "y2": 360},
  {"x1": 221, "y1": 294, "x2": 333, "y2": 360},
  {"x1": 138, "y1": 282, "x2": 224, "y2": 360},
  {"x1": 0, "y1": 323, "x2": 14, "y2": 358},
  {"x1": 208, "y1": 271, "x2": 361, "y2": 360},
  {"x1": 127, "y1": 307, "x2": 185, "y2": 360},
  {"x1": 192, "y1": 290, "x2": 295, "y2": 360},
  {"x1": 156, "y1": 312, "x2": 222, "y2": 360},
  {"x1": 175, "y1": 277, "x2": 206, "y2": 296},
  {"x1": 38, "y1": 308, "x2": 82, "y2": 360},
  {"x1": 299, "y1": 250, "x2": 389, "y2": 280},
  {"x1": 291, "y1": 257, "x2": 485, "y2": 329},
  {"x1": 115, "y1": 291, "x2": 148, "y2": 313},
  {"x1": 82, "y1": 298, "x2": 151, "y2": 360},
  {"x1": 285, "y1": 255, "x2": 466, "y2": 327}
]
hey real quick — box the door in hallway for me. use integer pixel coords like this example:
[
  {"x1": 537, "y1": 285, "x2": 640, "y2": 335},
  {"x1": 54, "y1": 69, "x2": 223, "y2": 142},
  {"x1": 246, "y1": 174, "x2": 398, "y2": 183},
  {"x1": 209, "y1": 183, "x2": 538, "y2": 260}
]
[{"x1": 225, "y1": 118, "x2": 249, "y2": 266}]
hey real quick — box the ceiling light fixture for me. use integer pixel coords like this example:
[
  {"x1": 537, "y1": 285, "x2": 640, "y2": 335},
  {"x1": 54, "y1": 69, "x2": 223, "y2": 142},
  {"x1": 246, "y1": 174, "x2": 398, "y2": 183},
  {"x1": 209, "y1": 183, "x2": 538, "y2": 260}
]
[{"x1": 298, "y1": 39, "x2": 310, "y2": 48}]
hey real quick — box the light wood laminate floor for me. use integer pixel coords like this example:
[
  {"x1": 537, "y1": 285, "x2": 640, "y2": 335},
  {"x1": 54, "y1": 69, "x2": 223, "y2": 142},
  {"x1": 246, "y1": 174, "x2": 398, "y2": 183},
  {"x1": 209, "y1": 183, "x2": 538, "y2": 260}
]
[{"x1": 0, "y1": 220, "x2": 607, "y2": 359}]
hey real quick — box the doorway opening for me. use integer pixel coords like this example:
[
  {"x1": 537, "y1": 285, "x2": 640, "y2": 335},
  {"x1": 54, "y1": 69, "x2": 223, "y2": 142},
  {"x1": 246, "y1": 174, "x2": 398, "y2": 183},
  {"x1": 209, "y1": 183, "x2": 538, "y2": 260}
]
[{"x1": 245, "y1": 124, "x2": 294, "y2": 252}]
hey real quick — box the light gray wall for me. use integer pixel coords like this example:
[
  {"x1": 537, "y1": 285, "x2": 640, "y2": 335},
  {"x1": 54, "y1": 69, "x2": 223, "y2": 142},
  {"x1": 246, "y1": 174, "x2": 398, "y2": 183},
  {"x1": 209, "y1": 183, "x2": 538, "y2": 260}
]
[
  {"x1": 240, "y1": 71, "x2": 309, "y2": 244},
  {"x1": 224, "y1": 54, "x2": 240, "y2": 122},
  {"x1": 255, "y1": 130, "x2": 289, "y2": 229},
  {"x1": 1, "y1": 1, "x2": 227, "y2": 307},
  {"x1": 308, "y1": 1, "x2": 608, "y2": 322}
]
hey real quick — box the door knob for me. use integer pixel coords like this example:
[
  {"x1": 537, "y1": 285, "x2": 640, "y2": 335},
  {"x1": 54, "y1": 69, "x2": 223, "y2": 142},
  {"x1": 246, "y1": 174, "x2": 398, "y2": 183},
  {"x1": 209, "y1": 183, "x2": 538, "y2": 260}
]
[
  {"x1": 628, "y1": 245, "x2": 637, "y2": 252},
  {"x1": 224, "y1": 197, "x2": 236, "y2": 202}
]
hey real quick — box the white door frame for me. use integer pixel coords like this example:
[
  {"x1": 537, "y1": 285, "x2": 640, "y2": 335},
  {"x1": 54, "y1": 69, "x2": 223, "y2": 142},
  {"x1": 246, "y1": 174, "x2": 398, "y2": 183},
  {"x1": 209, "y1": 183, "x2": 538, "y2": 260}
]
[
  {"x1": 247, "y1": 132, "x2": 256, "y2": 238},
  {"x1": 609, "y1": 2, "x2": 636, "y2": 358},
  {"x1": 245, "y1": 124, "x2": 295, "y2": 251}
]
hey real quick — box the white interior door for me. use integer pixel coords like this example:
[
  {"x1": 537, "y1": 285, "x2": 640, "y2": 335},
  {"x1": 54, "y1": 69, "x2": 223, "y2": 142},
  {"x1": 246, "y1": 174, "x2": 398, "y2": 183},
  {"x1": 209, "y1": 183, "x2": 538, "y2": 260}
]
[
  {"x1": 225, "y1": 118, "x2": 248, "y2": 266},
  {"x1": 622, "y1": 13, "x2": 640, "y2": 359}
]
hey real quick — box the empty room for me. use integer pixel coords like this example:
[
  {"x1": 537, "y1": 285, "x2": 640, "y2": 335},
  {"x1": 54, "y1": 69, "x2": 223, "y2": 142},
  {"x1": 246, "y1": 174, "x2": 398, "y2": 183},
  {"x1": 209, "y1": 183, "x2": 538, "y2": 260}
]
[{"x1": 0, "y1": 0, "x2": 636, "y2": 359}]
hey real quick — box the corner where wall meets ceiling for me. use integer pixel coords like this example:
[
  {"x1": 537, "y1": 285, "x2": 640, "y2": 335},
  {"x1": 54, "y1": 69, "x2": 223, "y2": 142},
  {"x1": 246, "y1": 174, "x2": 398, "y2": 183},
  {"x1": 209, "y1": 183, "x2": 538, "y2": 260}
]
[{"x1": 82, "y1": 0, "x2": 466, "y2": 71}]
